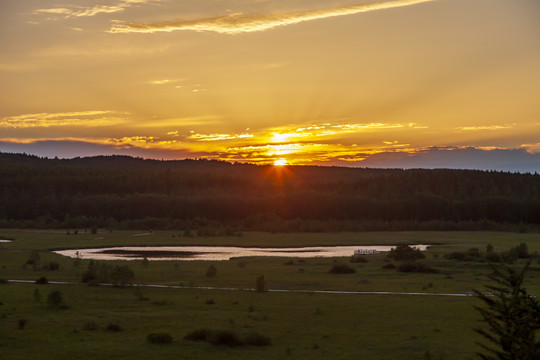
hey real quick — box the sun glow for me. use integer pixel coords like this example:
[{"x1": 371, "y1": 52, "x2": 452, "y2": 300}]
[{"x1": 274, "y1": 159, "x2": 288, "y2": 166}]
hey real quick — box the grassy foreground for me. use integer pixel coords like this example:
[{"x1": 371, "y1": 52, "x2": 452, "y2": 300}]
[{"x1": 0, "y1": 230, "x2": 539, "y2": 359}]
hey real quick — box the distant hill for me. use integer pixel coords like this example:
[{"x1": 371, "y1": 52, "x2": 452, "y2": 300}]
[{"x1": 1, "y1": 152, "x2": 539, "y2": 231}]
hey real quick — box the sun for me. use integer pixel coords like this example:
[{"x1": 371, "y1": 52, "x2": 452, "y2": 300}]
[{"x1": 273, "y1": 159, "x2": 288, "y2": 166}]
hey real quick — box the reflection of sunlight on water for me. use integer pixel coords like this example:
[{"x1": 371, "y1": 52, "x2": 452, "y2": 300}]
[{"x1": 54, "y1": 245, "x2": 429, "y2": 261}]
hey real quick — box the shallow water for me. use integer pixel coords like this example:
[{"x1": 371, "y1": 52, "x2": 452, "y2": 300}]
[{"x1": 54, "y1": 245, "x2": 428, "y2": 261}]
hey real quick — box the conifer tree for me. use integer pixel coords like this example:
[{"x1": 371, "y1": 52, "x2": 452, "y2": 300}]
[{"x1": 473, "y1": 261, "x2": 540, "y2": 360}]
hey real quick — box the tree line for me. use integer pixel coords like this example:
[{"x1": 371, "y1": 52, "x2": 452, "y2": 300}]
[{"x1": 1, "y1": 152, "x2": 539, "y2": 231}]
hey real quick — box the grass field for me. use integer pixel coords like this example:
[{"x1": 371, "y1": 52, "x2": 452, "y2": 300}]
[{"x1": 1, "y1": 229, "x2": 539, "y2": 359}]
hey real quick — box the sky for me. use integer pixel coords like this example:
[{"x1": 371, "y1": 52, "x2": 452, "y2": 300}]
[{"x1": 1, "y1": 0, "x2": 540, "y2": 171}]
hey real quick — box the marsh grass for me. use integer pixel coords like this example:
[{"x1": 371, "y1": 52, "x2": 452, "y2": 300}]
[{"x1": 0, "y1": 230, "x2": 539, "y2": 359}]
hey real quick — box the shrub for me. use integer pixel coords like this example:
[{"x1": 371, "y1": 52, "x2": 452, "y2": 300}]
[
  {"x1": 329, "y1": 263, "x2": 356, "y2": 274},
  {"x1": 47, "y1": 290, "x2": 68, "y2": 308},
  {"x1": 382, "y1": 263, "x2": 396, "y2": 269},
  {"x1": 205, "y1": 264, "x2": 217, "y2": 278},
  {"x1": 244, "y1": 332, "x2": 272, "y2": 346},
  {"x1": 147, "y1": 333, "x2": 173, "y2": 344},
  {"x1": 184, "y1": 328, "x2": 212, "y2": 342},
  {"x1": 397, "y1": 262, "x2": 439, "y2": 274},
  {"x1": 18, "y1": 319, "x2": 27, "y2": 329},
  {"x1": 350, "y1": 255, "x2": 368, "y2": 263},
  {"x1": 209, "y1": 330, "x2": 242, "y2": 346},
  {"x1": 485, "y1": 253, "x2": 501, "y2": 263},
  {"x1": 35, "y1": 276, "x2": 48, "y2": 284},
  {"x1": 46, "y1": 262, "x2": 60, "y2": 271},
  {"x1": 184, "y1": 329, "x2": 263, "y2": 347},
  {"x1": 0, "y1": 279, "x2": 8, "y2": 284},
  {"x1": 255, "y1": 275, "x2": 266, "y2": 292},
  {"x1": 105, "y1": 323, "x2": 122, "y2": 332},
  {"x1": 387, "y1": 244, "x2": 425, "y2": 262},
  {"x1": 110, "y1": 265, "x2": 134, "y2": 287}
]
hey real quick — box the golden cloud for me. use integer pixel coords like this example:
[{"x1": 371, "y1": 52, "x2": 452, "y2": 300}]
[
  {"x1": 0, "y1": 111, "x2": 128, "y2": 128},
  {"x1": 455, "y1": 124, "x2": 515, "y2": 131},
  {"x1": 34, "y1": 0, "x2": 162, "y2": 19},
  {"x1": 109, "y1": 0, "x2": 434, "y2": 34}
]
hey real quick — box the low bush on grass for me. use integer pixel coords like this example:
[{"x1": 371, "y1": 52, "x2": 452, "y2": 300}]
[
  {"x1": 47, "y1": 290, "x2": 68, "y2": 309},
  {"x1": 205, "y1": 264, "x2": 217, "y2": 278},
  {"x1": 210, "y1": 330, "x2": 243, "y2": 346},
  {"x1": 397, "y1": 262, "x2": 439, "y2": 274},
  {"x1": 184, "y1": 329, "x2": 271, "y2": 347},
  {"x1": 382, "y1": 263, "x2": 396, "y2": 269},
  {"x1": 255, "y1": 275, "x2": 266, "y2": 292},
  {"x1": 35, "y1": 276, "x2": 48, "y2": 284},
  {"x1": 350, "y1": 255, "x2": 368, "y2": 263},
  {"x1": 105, "y1": 323, "x2": 122, "y2": 332},
  {"x1": 184, "y1": 328, "x2": 212, "y2": 342},
  {"x1": 45, "y1": 262, "x2": 60, "y2": 271},
  {"x1": 444, "y1": 248, "x2": 483, "y2": 262},
  {"x1": 329, "y1": 263, "x2": 356, "y2": 274},
  {"x1": 0, "y1": 279, "x2": 8, "y2": 284},
  {"x1": 147, "y1": 333, "x2": 173, "y2": 344},
  {"x1": 387, "y1": 244, "x2": 425, "y2": 262}
]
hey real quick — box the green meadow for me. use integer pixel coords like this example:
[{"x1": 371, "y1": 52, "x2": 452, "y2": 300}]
[{"x1": 1, "y1": 230, "x2": 539, "y2": 359}]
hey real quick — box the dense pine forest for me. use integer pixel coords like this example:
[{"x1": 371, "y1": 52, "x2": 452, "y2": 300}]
[{"x1": 1, "y1": 152, "x2": 539, "y2": 232}]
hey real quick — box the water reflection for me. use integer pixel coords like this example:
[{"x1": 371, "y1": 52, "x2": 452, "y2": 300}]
[{"x1": 54, "y1": 245, "x2": 428, "y2": 261}]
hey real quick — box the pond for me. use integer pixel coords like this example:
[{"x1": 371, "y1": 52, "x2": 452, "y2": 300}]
[{"x1": 54, "y1": 245, "x2": 429, "y2": 261}]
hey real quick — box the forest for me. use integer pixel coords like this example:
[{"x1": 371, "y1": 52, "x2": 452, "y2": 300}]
[{"x1": 1, "y1": 152, "x2": 539, "y2": 231}]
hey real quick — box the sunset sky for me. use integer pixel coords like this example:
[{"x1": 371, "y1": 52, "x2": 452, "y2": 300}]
[{"x1": 1, "y1": 0, "x2": 539, "y2": 171}]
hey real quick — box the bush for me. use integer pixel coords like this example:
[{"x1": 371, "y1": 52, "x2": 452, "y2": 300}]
[
  {"x1": 329, "y1": 263, "x2": 356, "y2": 274},
  {"x1": 382, "y1": 263, "x2": 396, "y2": 269},
  {"x1": 18, "y1": 319, "x2": 27, "y2": 329},
  {"x1": 485, "y1": 253, "x2": 501, "y2": 263},
  {"x1": 105, "y1": 323, "x2": 122, "y2": 332},
  {"x1": 46, "y1": 262, "x2": 60, "y2": 271},
  {"x1": 47, "y1": 290, "x2": 68, "y2": 308},
  {"x1": 184, "y1": 329, "x2": 266, "y2": 347},
  {"x1": 244, "y1": 332, "x2": 272, "y2": 346},
  {"x1": 350, "y1": 255, "x2": 368, "y2": 263},
  {"x1": 35, "y1": 276, "x2": 48, "y2": 284},
  {"x1": 184, "y1": 328, "x2": 212, "y2": 342},
  {"x1": 209, "y1": 330, "x2": 243, "y2": 346},
  {"x1": 147, "y1": 332, "x2": 173, "y2": 344},
  {"x1": 387, "y1": 244, "x2": 425, "y2": 262},
  {"x1": 205, "y1": 264, "x2": 217, "y2": 278},
  {"x1": 110, "y1": 265, "x2": 134, "y2": 287},
  {"x1": 397, "y1": 262, "x2": 439, "y2": 274},
  {"x1": 255, "y1": 275, "x2": 266, "y2": 292},
  {"x1": 0, "y1": 279, "x2": 8, "y2": 284}
]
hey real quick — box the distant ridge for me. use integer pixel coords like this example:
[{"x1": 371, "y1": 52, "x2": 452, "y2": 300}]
[{"x1": 1, "y1": 152, "x2": 538, "y2": 231}]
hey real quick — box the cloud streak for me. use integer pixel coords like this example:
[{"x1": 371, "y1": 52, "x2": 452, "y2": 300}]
[
  {"x1": 109, "y1": 0, "x2": 434, "y2": 34},
  {"x1": 0, "y1": 111, "x2": 127, "y2": 128},
  {"x1": 34, "y1": 0, "x2": 162, "y2": 19}
]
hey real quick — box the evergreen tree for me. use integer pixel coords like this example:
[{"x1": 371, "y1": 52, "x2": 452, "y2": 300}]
[{"x1": 473, "y1": 261, "x2": 540, "y2": 360}]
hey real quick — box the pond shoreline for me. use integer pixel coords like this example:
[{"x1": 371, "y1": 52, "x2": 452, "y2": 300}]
[{"x1": 54, "y1": 245, "x2": 429, "y2": 261}]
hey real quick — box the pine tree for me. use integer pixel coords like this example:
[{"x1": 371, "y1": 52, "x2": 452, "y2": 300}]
[{"x1": 473, "y1": 261, "x2": 540, "y2": 360}]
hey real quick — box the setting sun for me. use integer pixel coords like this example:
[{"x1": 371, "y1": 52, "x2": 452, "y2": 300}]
[{"x1": 274, "y1": 159, "x2": 288, "y2": 166}]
